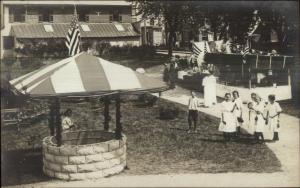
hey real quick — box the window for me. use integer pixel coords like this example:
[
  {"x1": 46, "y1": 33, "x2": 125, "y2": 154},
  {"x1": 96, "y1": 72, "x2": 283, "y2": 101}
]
[
  {"x1": 3, "y1": 36, "x2": 14, "y2": 50},
  {"x1": 79, "y1": 12, "x2": 89, "y2": 22},
  {"x1": 14, "y1": 14, "x2": 25, "y2": 22},
  {"x1": 110, "y1": 11, "x2": 121, "y2": 22},
  {"x1": 39, "y1": 9, "x2": 53, "y2": 22},
  {"x1": 10, "y1": 7, "x2": 25, "y2": 22}
]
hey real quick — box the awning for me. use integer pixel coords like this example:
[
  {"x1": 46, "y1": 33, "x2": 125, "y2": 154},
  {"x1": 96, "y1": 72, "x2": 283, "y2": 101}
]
[
  {"x1": 9, "y1": 52, "x2": 168, "y2": 97},
  {"x1": 12, "y1": 23, "x2": 140, "y2": 39}
]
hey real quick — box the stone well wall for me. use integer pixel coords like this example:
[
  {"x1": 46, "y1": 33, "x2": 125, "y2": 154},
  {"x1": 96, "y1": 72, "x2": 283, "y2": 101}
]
[{"x1": 42, "y1": 130, "x2": 127, "y2": 180}]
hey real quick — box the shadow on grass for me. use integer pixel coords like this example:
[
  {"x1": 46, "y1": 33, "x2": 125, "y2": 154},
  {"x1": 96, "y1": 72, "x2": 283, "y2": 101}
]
[{"x1": 1, "y1": 148, "x2": 51, "y2": 186}]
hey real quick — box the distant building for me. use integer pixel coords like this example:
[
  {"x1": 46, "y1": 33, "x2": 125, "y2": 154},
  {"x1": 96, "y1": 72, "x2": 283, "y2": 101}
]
[
  {"x1": 1, "y1": 0, "x2": 141, "y2": 58},
  {"x1": 140, "y1": 16, "x2": 165, "y2": 46}
]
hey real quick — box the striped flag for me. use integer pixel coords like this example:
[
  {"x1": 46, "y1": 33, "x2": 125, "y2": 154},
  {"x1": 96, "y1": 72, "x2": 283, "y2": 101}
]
[
  {"x1": 241, "y1": 39, "x2": 250, "y2": 63},
  {"x1": 192, "y1": 43, "x2": 202, "y2": 59},
  {"x1": 65, "y1": 8, "x2": 80, "y2": 56},
  {"x1": 204, "y1": 41, "x2": 208, "y2": 54},
  {"x1": 247, "y1": 17, "x2": 261, "y2": 36}
]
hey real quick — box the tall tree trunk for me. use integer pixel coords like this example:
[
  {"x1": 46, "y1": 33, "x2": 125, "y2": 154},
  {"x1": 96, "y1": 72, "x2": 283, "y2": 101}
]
[{"x1": 168, "y1": 30, "x2": 175, "y2": 57}]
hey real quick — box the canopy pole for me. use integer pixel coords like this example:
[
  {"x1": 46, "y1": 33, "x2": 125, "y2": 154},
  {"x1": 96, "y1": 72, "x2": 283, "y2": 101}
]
[
  {"x1": 115, "y1": 94, "x2": 122, "y2": 139},
  {"x1": 54, "y1": 97, "x2": 62, "y2": 147},
  {"x1": 104, "y1": 96, "x2": 110, "y2": 131},
  {"x1": 288, "y1": 68, "x2": 291, "y2": 86}
]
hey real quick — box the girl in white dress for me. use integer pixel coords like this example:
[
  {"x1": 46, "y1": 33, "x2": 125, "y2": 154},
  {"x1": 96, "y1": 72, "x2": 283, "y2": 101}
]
[
  {"x1": 248, "y1": 93, "x2": 257, "y2": 134},
  {"x1": 219, "y1": 93, "x2": 237, "y2": 141},
  {"x1": 233, "y1": 90, "x2": 243, "y2": 134},
  {"x1": 266, "y1": 95, "x2": 282, "y2": 141},
  {"x1": 252, "y1": 95, "x2": 266, "y2": 143},
  {"x1": 202, "y1": 70, "x2": 217, "y2": 107}
]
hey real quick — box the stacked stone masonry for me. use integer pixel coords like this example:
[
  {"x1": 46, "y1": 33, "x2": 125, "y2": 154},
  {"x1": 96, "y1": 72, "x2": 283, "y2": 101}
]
[{"x1": 42, "y1": 130, "x2": 127, "y2": 181}]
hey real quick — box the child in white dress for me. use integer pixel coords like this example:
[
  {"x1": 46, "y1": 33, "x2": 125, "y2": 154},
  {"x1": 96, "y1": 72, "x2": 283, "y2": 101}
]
[
  {"x1": 233, "y1": 90, "x2": 243, "y2": 134},
  {"x1": 248, "y1": 93, "x2": 257, "y2": 134},
  {"x1": 266, "y1": 95, "x2": 282, "y2": 141},
  {"x1": 252, "y1": 95, "x2": 266, "y2": 143},
  {"x1": 219, "y1": 93, "x2": 237, "y2": 141}
]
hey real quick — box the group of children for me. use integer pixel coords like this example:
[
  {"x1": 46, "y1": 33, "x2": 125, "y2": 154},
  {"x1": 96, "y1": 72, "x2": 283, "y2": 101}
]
[{"x1": 219, "y1": 91, "x2": 282, "y2": 143}]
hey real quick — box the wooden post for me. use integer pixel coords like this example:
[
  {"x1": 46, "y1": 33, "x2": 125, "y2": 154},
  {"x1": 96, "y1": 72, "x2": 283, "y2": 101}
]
[
  {"x1": 48, "y1": 100, "x2": 55, "y2": 136},
  {"x1": 115, "y1": 94, "x2": 122, "y2": 139},
  {"x1": 54, "y1": 98, "x2": 62, "y2": 147},
  {"x1": 241, "y1": 63, "x2": 244, "y2": 80},
  {"x1": 104, "y1": 96, "x2": 110, "y2": 131},
  {"x1": 288, "y1": 68, "x2": 291, "y2": 86},
  {"x1": 248, "y1": 67, "x2": 252, "y2": 89}
]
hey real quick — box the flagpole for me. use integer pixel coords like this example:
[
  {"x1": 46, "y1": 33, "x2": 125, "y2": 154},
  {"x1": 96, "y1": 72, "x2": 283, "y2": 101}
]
[{"x1": 74, "y1": 3, "x2": 82, "y2": 53}]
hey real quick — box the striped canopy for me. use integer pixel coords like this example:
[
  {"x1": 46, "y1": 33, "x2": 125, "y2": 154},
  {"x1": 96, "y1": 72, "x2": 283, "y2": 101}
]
[{"x1": 9, "y1": 53, "x2": 168, "y2": 97}]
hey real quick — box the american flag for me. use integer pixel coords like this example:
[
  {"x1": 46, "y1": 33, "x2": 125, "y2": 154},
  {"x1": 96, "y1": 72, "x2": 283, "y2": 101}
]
[
  {"x1": 192, "y1": 43, "x2": 202, "y2": 59},
  {"x1": 241, "y1": 39, "x2": 250, "y2": 63},
  {"x1": 247, "y1": 17, "x2": 261, "y2": 36},
  {"x1": 65, "y1": 8, "x2": 81, "y2": 56},
  {"x1": 204, "y1": 41, "x2": 208, "y2": 54}
]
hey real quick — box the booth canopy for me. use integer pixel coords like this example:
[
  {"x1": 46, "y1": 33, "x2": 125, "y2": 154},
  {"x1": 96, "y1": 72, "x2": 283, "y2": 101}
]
[
  {"x1": 9, "y1": 52, "x2": 168, "y2": 97},
  {"x1": 204, "y1": 53, "x2": 294, "y2": 69}
]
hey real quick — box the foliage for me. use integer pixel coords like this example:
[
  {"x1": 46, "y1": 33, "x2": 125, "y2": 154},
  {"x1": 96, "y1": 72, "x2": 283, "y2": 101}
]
[
  {"x1": 14, "y1": 39, "x2": 156, "y2": 59},
  {"x1": 137, "y1": 93, "x2": 158, "y2": 107},
  {"x1": 15, "y1": 39, "x2": 68, "y2": 58},
  {"x1": 158, "y1": 101, "x2": 179, "y2": 120},
  {"x1": 132, "y1": 1, "x2": 197, "y2": 57}
]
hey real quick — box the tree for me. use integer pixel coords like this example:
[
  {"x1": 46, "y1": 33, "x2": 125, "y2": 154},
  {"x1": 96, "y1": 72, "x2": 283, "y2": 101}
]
[{"x1": 132, "y1": 1, "x2": 195, "y2": 57}]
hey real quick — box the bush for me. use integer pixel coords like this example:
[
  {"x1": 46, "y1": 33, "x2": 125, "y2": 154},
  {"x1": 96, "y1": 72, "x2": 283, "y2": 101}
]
[
  {"x1": 177, "y1": 58, "x2": 189, "y2": 69},
  {"x1": 138, "y1": 94, "x2": 158, "y2": 107},
  {"x1": 93, "y1": 43, "x2": 156, "y2": 59},
  {"x1": 158, "y1": 102, "x2": 179, "y2": 120}
]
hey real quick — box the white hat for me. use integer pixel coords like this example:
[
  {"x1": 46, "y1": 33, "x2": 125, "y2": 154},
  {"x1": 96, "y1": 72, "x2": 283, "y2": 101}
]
[{"x1": 253, "y1": 10, "x2": 258, "y2": 15}]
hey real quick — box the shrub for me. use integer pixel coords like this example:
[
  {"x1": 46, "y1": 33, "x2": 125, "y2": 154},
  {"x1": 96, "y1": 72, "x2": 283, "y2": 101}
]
[
  {"x1": 158, "y1": 102, "x2": 179, "y2": 120},
  {"x1": 138, "y1": 94, "x2": 158, "y2": 107}
]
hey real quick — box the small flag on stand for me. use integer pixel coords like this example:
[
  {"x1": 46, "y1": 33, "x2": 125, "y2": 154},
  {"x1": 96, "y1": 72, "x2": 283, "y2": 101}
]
[
  {"x1": 65, "y1": 7, "x2": 81, "y2": 56},
  {"x1": 242, "y1": 39, "x2": 250, "y2": 64},
  {"x1": 204, "y1": 41, "x2": 208, "y2": 54},
  {"x1": 192, "y1": 43, "x2": 202, "y2": 59}
]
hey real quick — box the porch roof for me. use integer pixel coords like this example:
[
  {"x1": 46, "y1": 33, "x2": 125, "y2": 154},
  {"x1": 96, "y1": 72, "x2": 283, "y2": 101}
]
[{"x1": 11, "y1": 23, "x2": 140, "y2": 39}]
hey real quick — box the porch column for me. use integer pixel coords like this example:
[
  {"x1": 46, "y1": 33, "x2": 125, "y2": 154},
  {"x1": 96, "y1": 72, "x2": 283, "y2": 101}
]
[
  {"x1": 103, "y1": 96, "x2": 110, "y2": 131},
  {"x1": 115, "y1": 94, "x2": 122, "y2": 139}
]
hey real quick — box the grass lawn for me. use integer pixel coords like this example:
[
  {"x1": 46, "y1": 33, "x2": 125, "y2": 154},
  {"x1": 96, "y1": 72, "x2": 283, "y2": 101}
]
[{"x1": 1, "y1": 96, "x2": 281, "y2": 186}]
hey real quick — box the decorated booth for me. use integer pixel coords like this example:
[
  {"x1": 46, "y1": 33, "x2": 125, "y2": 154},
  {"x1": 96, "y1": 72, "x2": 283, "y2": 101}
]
[{"x1": 204, "y1": 53, "x2": 294, "y2": 101}]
